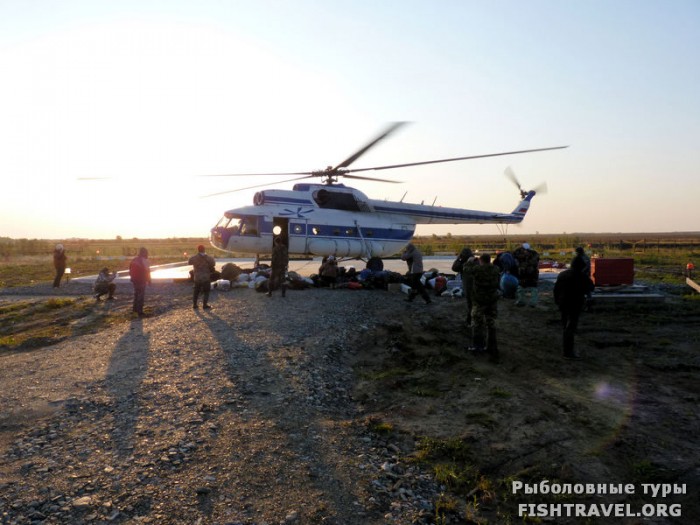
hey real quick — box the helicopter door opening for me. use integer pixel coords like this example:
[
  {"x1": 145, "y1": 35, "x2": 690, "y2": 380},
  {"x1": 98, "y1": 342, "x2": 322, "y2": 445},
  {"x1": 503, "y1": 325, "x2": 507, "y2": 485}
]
[{"x1": 272, "y1": 217, "x2": 289, "y2": 250}]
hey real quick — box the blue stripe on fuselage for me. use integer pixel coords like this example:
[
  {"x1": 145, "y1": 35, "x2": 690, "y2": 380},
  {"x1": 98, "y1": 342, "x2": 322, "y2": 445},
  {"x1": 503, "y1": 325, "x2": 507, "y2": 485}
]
[{"x1": 372, "y1": 205, "x2": 504, "y2": 221}]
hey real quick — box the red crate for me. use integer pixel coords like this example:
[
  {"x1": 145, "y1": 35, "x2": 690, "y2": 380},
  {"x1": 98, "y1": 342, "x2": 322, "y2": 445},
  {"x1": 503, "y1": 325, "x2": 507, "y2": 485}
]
[{"x1": 590, "y1": 258, "x2": 634, "y2": 286}]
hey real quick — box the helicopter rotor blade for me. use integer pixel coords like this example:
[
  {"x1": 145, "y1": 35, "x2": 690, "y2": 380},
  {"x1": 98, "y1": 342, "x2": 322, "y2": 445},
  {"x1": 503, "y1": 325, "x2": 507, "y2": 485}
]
[
  {"x1": 345, "y1": 145, "x2": 568, "y2": 173},
  {"x1": 504, "y1": 166, "x2": 524, "y2": 194},
  {"x1": 199, "y1": 171, "x2": 313, "y2": 178},
  {"x1": 533, "y1": 181, "x2": 548, "y2": 195},
  {"x1": 342, "y1": 173, "x2": 403, "y2": 184},
  {"x1": 200, "y1": 175, "x2": 314, "y2": 198},
  {"x1": 333, "y1": 121, "x2": 408, "y2": 171},
  {"x1": 505, "y1": 166, "x2": 548, "y2": 197}
]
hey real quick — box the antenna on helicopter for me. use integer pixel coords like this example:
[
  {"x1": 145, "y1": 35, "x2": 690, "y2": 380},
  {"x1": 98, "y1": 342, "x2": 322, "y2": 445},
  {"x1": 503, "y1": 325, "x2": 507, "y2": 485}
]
[
  {"x1": 431, "y1": 196, "x2": 438, "y2": 206},
  {"x1": 400, "y1": 191, "x2": 407, "y2": 202}
]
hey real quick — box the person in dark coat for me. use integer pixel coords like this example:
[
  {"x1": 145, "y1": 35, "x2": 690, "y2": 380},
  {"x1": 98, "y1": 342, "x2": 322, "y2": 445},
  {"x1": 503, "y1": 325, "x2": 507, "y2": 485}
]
[
  {"x1": 456, "y1": 248, "x2": 477, "y2": 327},
  {"x1": 470, "y1": 253, "x2": 501, "y2": 363},
  {"x1": 189, "y1": 244, "x2": 216, "y2": 309},
  {"x1": 53, "y1": 244, "x2": 67, "y2": 288},
  {"x1": 513, "y1": 242, "x2": 540, "y2": 307},
  {"x1": 129, "y1": 247, "x2": 151, "y2": 317},
  {"x1": 401, "y1": 243, "x2": 431, "y2": 304},
  {"x1": 268, "y1": 237, "x2": 289, "y2": 297},
  {"x1": 554, "y1": 257, "x2": 594, "y2": 359}
]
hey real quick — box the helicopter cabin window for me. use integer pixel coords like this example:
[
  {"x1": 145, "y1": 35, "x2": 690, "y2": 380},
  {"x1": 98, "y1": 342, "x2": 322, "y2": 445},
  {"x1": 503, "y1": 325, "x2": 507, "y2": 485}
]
[
  {"x1": 313, "y1": 189, "x2": 361, "y2": 211},
  {"x1": 293, "y1": 224, "x2": 303, "y2": 234},
  {"x1": 312, "y1": 227, "x2": 320, "y2": 235},
  {"x1": 345, "y1": 228, "x2": 356, "y2": 236},
  {"x1": 365, "y1": 230, "x2": 374, "y2": 237},
  {"x1": 332, "y1": 228, "x2": 340, "y2": 236}
]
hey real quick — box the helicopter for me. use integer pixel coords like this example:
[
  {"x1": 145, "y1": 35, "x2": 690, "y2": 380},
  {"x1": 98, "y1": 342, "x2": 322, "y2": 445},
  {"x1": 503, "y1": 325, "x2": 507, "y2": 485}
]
[{"x1": 206, "y1": 123, "x2": 566, "y2": 260}]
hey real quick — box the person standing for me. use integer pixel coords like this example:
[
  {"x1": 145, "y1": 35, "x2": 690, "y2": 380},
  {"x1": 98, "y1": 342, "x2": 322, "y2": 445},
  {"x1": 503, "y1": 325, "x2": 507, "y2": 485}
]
[
  {"x1": 454, "y1": 247, "x2": 477, "y2": 328},
  {"x1": 53, "y1": 244, "x2": 67, "y2": 288},
  {"x1": 268, "y1": 237, "x2": 289, "y2": 297},
  {"x1": 554, "y1": 258, "x2": 594, "y2": 359},
  {"x1": 189, "y1": 244, "x2": 216, "y2": 309},
  {"x1": 401, "y1": 243, "x2": 431, "y2": 304},
  {"x1": 470, "y1": 253, "x2": 501, "y2": 363},
  {"x1": 513, "y1": 242, "x2": 540, "y2": 307},
  {"x1": 129, "y1": 247, "x2": 151, "y2": 318}
]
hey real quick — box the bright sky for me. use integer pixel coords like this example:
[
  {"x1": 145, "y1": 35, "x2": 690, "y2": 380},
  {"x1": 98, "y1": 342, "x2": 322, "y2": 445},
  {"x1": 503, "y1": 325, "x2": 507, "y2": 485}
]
[{"x1": 1, "y1": 1, "x2": 699, "y2": 240}]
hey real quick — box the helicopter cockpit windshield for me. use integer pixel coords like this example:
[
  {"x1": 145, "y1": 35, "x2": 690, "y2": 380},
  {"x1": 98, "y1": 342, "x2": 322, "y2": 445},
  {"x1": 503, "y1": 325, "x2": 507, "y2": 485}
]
[{"x1": 217, "y1": 215, "x2": 260, "y2": 236}]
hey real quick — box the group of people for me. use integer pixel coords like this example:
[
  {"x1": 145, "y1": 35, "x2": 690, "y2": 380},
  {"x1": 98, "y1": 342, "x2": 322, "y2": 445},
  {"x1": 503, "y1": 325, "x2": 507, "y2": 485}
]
[
  {"x1": 404, "y1": 241, "x2": 593, "y2": 363},
  {"x1": 52, "y1": 239, "x2": 593, "y2": 357},
  {"x1": 54, "y1": 237, "x2": 291, "y2": 317}
]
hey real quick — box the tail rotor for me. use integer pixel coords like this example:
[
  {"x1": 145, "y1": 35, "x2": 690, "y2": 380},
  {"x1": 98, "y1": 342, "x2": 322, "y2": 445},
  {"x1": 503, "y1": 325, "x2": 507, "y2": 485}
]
[{"x1": 504, "y1": 166, "x2": 547, "y2": 198}]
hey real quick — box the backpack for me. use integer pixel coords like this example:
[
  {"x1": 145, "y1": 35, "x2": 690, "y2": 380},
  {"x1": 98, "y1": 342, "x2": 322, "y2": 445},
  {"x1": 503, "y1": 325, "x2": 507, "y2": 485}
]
[{"x1": 452, "y1": 248, "x2": 473, "y2": 273}]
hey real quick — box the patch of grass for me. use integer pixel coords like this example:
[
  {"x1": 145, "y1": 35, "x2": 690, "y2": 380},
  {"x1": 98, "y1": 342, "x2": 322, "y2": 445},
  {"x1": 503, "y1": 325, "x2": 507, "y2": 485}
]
[
  {"x1": 490, "y1": 387, "x2": 512, "y2": 399},
  {"x1": 359, "y1": 366, "x2": 409, "y2": 381},
  {"x1": 434, "y1": 493, "x2": 463, "y2": 525},
  {"x1": 408, "y1": 386, "x2": 440, "y2": 398},
  {"x1": 45, "y1": 297, "x2": 77, "y2": 309},
  {"x1": 465, "y1": 411, "x2": 497, "y2": 428},
  {"x1": 367, "y1": 419, "x2": 394, "y2": 435},
  {"x1": 414, "y1": 436, "x2": 472, "y2": 463},
  {"x1": 0, "y1": 297, "x2": 131, "y2": 351},
  {"x1": 629, "y1": 459, "x2": 667, "y2": 484}
]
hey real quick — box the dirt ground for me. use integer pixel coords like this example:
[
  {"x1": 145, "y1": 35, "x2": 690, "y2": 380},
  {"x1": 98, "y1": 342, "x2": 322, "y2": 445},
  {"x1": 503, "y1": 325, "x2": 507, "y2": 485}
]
[
  {"x1": 0, "y1": 278, "x2": 698, "y2": 524},
  {"x1": 351, "y1": 280, "x2": 700, "y2": 523}
]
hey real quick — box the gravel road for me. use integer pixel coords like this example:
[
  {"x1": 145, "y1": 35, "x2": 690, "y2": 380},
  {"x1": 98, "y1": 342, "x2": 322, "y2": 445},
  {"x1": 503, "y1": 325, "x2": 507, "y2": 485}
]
[{"x1": 0, "y1": 282, "x2": 441, "y2": 525}]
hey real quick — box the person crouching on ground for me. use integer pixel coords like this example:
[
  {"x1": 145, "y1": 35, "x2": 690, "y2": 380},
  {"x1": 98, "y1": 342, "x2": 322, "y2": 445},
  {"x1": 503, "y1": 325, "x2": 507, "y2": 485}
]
[
  {"x1": 189, "y1": 244, "x2": 216, "y2": 309},
  {"x1": 320, "y1": 255, "x2": 339, "y2": 289},
  {"x1": 401, "y1": 243, "x2": 431, "y2": 304},
  {"x1": 94, "y1": 267, "x2": 117, "y2": 301}
]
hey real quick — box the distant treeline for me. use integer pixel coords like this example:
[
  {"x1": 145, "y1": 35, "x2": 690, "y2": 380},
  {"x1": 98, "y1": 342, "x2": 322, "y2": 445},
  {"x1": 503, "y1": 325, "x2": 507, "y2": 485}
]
[
  {"x1": 2, "y1": 233, "x2": 700, "y2": 260},
  {"x1": 0, "y1": 238, "x2": 211, "y2": 258},
  {"x1": 410, "y1": 232, "x2": 700, "y2": 256}
]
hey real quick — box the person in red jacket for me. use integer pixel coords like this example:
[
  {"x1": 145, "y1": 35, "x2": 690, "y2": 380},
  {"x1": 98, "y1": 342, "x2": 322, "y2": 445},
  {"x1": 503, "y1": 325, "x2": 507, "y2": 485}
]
[{"x1": 129, "y1": 247, "x2": 152, "y2": 317}]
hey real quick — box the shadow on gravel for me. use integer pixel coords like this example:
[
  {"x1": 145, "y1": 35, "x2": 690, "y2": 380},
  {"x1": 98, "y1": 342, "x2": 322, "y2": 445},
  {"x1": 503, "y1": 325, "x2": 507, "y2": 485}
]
[
  {"x1": 106, "y1": 318, "x2": 150, "y2": 457},
  {"x1": 197, "y1": 307, "x2": 362, "y2": 523}
]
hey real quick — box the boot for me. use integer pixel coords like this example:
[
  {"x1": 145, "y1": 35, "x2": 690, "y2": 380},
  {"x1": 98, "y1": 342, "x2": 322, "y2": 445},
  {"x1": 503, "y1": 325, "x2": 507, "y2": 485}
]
[{"x1": 487, "y1": 327, "x2": 499, "y2": 363}]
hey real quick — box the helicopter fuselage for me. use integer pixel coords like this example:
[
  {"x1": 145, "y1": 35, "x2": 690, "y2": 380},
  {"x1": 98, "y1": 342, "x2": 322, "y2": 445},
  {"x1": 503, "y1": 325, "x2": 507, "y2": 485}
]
[{"x1": 210, "y1": 183, "x2": 535, "y2": 259}]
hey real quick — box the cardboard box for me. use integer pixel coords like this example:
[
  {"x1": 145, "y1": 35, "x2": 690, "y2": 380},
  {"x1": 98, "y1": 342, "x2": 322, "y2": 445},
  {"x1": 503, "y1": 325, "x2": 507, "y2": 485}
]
[{"x1": 591, "y1": 258, "x2": 634, "y2": 286}]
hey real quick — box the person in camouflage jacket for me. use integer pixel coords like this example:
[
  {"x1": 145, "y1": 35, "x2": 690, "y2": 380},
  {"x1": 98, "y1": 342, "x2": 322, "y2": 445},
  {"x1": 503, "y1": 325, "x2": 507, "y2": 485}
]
[{"x1": 469, "y1": 253, "x2": 501, "y2": 363}]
